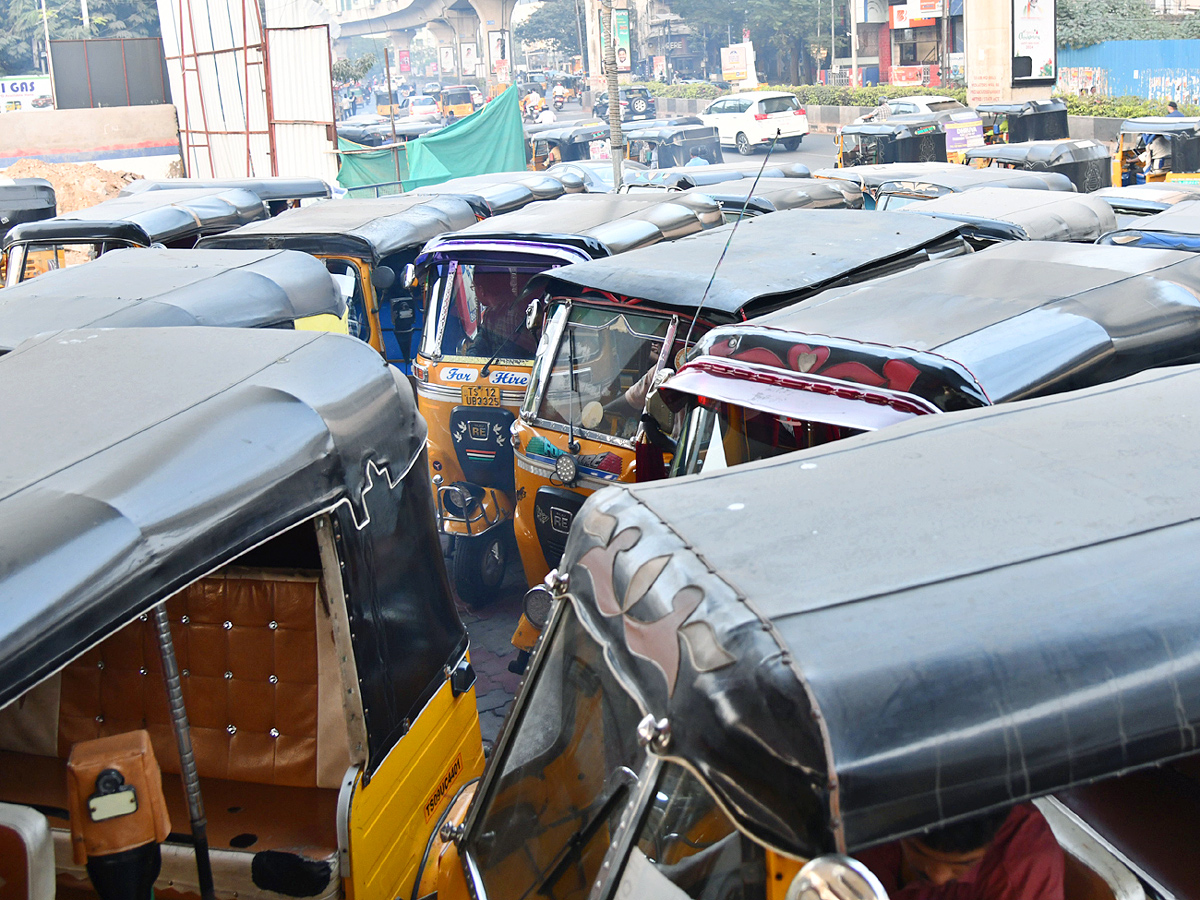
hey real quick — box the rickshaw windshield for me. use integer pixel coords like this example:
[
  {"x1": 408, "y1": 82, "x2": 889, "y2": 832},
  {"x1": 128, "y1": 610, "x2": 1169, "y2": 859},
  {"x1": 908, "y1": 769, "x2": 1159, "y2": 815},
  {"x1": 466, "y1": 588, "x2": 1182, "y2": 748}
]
[
  {"x1": 532, "y1": 305, "x2": 674, "y2": 444},
  {"x1": 670, "y1": 402, "x2": 862, "y2": 477},
  {"x1": 420, "y1": 262, "x2": 545, "y2": 362},
  {"x1": 612, "y1": 762, "x2": 766, "y2": 900},
  {"x1": 841, "y1": 133, "x2": 883, "y2": 166},
  {"x1": 466, "y1": 603, "x2": 645, "y2": 900}
]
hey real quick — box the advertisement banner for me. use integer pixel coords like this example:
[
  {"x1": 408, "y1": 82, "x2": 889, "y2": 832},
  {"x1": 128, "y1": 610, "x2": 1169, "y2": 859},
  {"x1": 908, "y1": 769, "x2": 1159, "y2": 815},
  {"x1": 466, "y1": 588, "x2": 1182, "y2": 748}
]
[
  {"x1": 397, "y1": 50, "x2": 411, "y2": 73},
  {"x1": 461, "y1": 43, "x2": 478, "y2": 73},
  {"x1": 721, "y1": 43, "x2": 750, "y2": 82},
  {"x1": 653, "y1": 55, "x2": 666, "y2": 80},
  {"x1": 439, "y1": 46, "x2": 455, "y2": 74},
  {"x1": 944, "y1": 111, "x2": 985, "y2": 152},
  {"x1": 598, "y1": 9, "x2": 631, "y2": 73},
  {"x1": 488, "y1": 30, "x2": 511, "y2": 71},
  {"x1": 0, "y1": 76, "x2": 53, "y2": 113},
  {"x1": 890, "y1": 65, "x2": 925, "y2": 86},
  {"x1": 889, "y1": 6, "x2": 933, "y2": 28},
  {"x1": 1012, "y1": 0, "x2": 1056, "y2": 83}
]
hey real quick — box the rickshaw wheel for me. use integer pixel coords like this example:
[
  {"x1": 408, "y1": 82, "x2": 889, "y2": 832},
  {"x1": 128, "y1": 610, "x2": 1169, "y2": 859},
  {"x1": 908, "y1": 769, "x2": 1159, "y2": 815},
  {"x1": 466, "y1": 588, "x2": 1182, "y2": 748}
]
[
  {"x1": 454, "y1": 524, "x2": 512, "y2": 607},
  {"x1": 782, "y1": 137, "x2": 801, "y2": 151},
  {"x1": 736, "y1": 133, "x2": 754, "y2": 156}
]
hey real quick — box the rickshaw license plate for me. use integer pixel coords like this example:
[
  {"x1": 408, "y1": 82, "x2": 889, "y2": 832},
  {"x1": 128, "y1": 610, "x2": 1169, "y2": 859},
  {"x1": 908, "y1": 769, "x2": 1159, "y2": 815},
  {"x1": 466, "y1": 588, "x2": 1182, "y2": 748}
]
[{"x1": 462, "y1": 385, "x2": 501, "y2": 407}]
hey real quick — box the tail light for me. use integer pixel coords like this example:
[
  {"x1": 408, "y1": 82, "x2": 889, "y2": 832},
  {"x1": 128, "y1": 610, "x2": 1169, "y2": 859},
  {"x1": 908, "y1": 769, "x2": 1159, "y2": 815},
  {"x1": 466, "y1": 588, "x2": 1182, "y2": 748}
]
[
  {"x1": 754, "y1": 113, "x2": 769, "y2": 121},
  {"x1": 413, "y1": 362, "x2": 429, "y2": 382},
  {"x1": 794, "y1": 108, "x2": 806, "y2": 115}
]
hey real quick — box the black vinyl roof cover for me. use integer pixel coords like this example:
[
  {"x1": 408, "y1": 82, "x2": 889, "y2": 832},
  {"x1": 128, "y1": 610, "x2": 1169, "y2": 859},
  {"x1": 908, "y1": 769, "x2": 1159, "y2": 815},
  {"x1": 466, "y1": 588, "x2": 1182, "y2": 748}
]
[
  {"x1": 683, "y1": 177, "x2": 862, "y2": 211},
  {"x1": 964, "y1": 139, "x2": 1111, "y2": 166},
  {"x1": 839, "y1": 111, "x2": 950, "y2": 137},
  {"x1": 57, "y1": 187, "x2": 269, "y2": 241},
  {"x1": 120, "y1": 177, "x2": 332, "y2": 201},
  {"x1": 1105, "y1": 200, "x2": 1200, "y2": 237},
  {"x1": 813, "y1": 162, "x2": 966, "y2": 189},
  {"x1": 560, "y1": 360, "x2": 1200, "y2": 858},
  {"x1": 694, "y1": 240, "x2": 1200, "y2": 408},
  {"x1": 1119, "y1": 115, "x2": 1200, "y2": 135},
  {"x1": 876, "y1": 167, "x2": 1076, "y2": 194},
  {"x1": 198, "y1": 195, "x2": 480, "y2": 260},
  {"x1": 902, "y1": 187, "x2": 1117, "y2": 241},
  {"x1": 0, "y1": 248, "x2": 344, "y2": 351},
  {"x1": 531, "y1": 209, "x2": 966, "y2": 317},
  {"x1": 0, "y1": 179, "x2": 57, "y2": 238},
  {"x1": 0, "y1": 329, "x2": 465, "y2": 766},
  {"x1": 975, "y1": 98, "x2": 1067, "y2": 116}
]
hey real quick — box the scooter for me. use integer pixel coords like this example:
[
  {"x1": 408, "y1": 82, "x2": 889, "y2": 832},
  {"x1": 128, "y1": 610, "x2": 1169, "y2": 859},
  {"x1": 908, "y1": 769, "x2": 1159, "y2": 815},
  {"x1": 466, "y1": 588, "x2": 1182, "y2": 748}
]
[{"x1": 553, "y1": 96, "x2": 565, "y2": 111}]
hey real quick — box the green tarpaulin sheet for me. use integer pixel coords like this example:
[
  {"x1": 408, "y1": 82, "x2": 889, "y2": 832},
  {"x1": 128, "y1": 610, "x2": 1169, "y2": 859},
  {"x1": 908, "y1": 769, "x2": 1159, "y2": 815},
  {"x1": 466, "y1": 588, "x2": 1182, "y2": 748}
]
[{"x1": 336, "y1": 86, "x2": 526, "y2": 195}]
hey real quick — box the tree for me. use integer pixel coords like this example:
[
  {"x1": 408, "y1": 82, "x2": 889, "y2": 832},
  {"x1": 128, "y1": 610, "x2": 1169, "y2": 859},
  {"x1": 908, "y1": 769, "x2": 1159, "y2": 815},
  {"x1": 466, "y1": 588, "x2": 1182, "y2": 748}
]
[
  {"x1": 0, "y1": 0, "x2": 159, "y2": 76},
  {"x1": 332, "y1": 52, "x2": 376, "y2": 84},
  {"x1": 514, "y1": 0, "x2": 582, "y2": 57},
  {"x1": 1056, "y1": 0, "x2": 1186, "y2": 47}
]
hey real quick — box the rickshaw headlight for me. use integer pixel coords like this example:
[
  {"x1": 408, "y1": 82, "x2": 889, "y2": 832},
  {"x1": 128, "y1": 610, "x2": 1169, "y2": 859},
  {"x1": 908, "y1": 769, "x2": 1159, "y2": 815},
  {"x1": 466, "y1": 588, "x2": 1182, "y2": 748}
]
[
  {"x1": 554, "y1": 454, "x2": 578, "y2": 486},
  {"x1": 522, "y1": 585, "x2": 554, "y2": 629}
]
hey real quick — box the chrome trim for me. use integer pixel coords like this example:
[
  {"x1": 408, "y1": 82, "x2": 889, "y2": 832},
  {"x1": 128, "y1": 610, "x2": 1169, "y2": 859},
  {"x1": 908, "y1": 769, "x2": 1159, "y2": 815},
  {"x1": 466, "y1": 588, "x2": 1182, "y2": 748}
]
[
  {"x1": 465, "y1": 851, "x2": 489, "y2": 900},
  {"x1": 590, "y1": 755, "x2": 662, "y2": 900},
  {"x1": 336, "y1": 765, "x2": 360, "y2": 875},
  {"x1": 523, "y1": 416, "x2": 636, "y2": 452},
  {"x1": 437, "y1": 484, "x2": 500, "y2": 535}
]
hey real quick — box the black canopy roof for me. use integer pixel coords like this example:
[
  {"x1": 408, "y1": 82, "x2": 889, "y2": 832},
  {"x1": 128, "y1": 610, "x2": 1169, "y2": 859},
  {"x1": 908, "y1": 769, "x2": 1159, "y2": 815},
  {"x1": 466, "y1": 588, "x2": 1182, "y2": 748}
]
[
  {"x1": 687, "y1": 240, "x2": 1200, "y2": 410},
  {"x1": 813, "y1": 162, "x2": 966, "y2": 190},
  {"x1": 410, "y1": 171, "x2": 587, "y2": 213},
  {"x1": 418, "y1": 193, "x2": 722, "y2": 259},
  {"x1": 0, "y1": 178, "x2": 56, "y2": 238},
  {"x1": 876, "y1": 166, "x2": 1076, "y2": 196},
  {"x1": 197, "y1": 195, "x2": 479, "y2": 260},
  {"x1": 964, "y1": 138, "x2": 1111, "y2": 166},
  {"x1": 5, "y1": 188, "x2": 270, "y2": 247},
  {"x1": 1092, "y1": 183, "x2": 1200, "y2": 215},
  {"x1": 623, "y1": 121, "x2": 719, "y2": 144},
  {"x1": 0, "y1": 248, "x2": 343, "y2": 352},
  {"x1": 0, "y1": 327, "x2": 440, "y2": 712},
  {"x1": 902, "y1": 187, "x2": 1117, "y2": 241},
  {"x1": 120, "y1": 176, "x2": 331, "y2": 202},
  {"x1": 1103, "y1": 200, "x2": 1200, "y2": 237},
  {"x1": 623, "y1": 161, "x2": 813, "y2": 190},
  {"x1": 562, "y1": 360, "x2": 1200, "y2": 858},
  {"x1": 682, "y1": 177, "x2": 862, "y2": 214},
  {"x1": 1119, "y1": 116, "x2": 1200, "y2": 135},
  {"x1": 531, "y1": 209, "x2": 966, "y2": 318},
  {"x1": 839, "y1": 111, "x2": 951, "y2": 137},
  {"x1": 975, "y1": 98, "x2": 1067, "y2": 116}
]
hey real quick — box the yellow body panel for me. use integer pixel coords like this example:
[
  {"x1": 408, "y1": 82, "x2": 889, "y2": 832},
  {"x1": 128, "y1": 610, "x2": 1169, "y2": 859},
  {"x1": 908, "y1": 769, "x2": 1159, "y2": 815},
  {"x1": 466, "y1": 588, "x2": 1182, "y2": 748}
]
[
  {"x1": 511, "y1": 419, "x2": 637, "y2": 587},
  {"x1": 346, "y1": 671, "x2": 485, "y2": 900},
  {"x1": 766, "y1": 851, "x2": 805, "y2": 900},
  {"x1": 295, "y1": 310, "x2": 351, "y2": 334},
  {"x1": 413, "y1": 782, "x2": 478, "y2": 899},
  {"x1": 317, "y1": 255, "x2": 384, "y2": 354}
]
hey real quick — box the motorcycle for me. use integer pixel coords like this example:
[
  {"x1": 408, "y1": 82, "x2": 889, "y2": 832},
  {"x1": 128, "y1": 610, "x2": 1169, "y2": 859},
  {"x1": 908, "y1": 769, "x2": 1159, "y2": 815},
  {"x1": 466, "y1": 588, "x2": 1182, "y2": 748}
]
[{"x1": 553, "y1": 96, "x2": 565, "y2": 111}]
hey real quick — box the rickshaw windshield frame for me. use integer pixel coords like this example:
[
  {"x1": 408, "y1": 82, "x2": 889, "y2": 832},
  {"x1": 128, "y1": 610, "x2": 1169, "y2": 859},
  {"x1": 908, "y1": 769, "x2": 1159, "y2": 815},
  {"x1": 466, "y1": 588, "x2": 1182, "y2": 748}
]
[{"x1": 459, "y1": 597, "x2": 651, "y2": 900}]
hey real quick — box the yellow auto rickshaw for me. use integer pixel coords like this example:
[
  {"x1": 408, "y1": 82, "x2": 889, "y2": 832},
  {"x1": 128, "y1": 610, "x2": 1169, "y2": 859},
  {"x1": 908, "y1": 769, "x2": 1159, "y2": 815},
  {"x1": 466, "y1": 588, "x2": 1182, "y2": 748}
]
[
  {"x1": 410, "y1": 193, "x2": 721, "y2": 603},
  {"x1": 439, "y1": 85, "x2": 475, "y2": 120},
  {"x1": 1113, "y1": 115, "x2": 1200, "y2": 186}
]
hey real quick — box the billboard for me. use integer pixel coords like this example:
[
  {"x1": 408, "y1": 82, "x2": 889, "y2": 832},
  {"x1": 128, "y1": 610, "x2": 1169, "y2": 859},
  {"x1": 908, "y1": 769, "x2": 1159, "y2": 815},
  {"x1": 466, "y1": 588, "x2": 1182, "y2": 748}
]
[
  {"x1": 721, "y1": 43, "x2": 750, "y2": 82},
  {"x1": 439, "y1": 46, "x2": 455, "y2": 74},
  {"x1": 598, "y1": 8, "x2": 631, "y2": 73},
  {"x1": 0, "y1": 76, "x2": 53, "y2": 113},
  {"x1": 397, "y1": 49, "x2": 411, "y2": 73},
  {"x1": 1012, "y1": 0, "x2": 1056, "y2": 84},
  {"x1": 461, "y1": 43, "x2": 478, "y2": 73}
]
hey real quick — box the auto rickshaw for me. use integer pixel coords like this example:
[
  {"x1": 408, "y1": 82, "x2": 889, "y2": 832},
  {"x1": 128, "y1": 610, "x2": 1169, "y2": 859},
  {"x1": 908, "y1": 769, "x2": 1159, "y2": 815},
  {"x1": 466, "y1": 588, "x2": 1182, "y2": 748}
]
[
  {"x1": 408, "y1": 353, "x2": 1200, "y2": 900},
  {"x1": 0, "y1": 247, "x2": 348, "y2": 353},
  {"x1": 872, "y1": 165, "x2": 1076, "y2": 209},
  {"x1": 815, "y1": 161, "x2": 973, "y2": 207},
  {"x1": 681, "y1": 176, "x2": 863, "y2": 221},
  {"x1": 0, "y1": 177, "x2": 55, "y2": 284},
  {"x1": 1, "y1": 187, "x2": 268, "y2": 287},
  {"x1": 622, "y1": 120, "x2": 725, "y2": 168},
  {"x1": 119, "y1": 176, "x2": 331, "y2": 214},
  {"x1": 965, "y1": 138, "x2": 1113, "y2": 192},
  {"x1": 1097, "y1": 200, "x2": 1200, "y2": 251},
  {"x1": 837, "y1": 110, "x2": 984, "y2": 168},
  {"x1": 622, "y1": 160, "x2": 813, "y2": 190},
  {"x1": 509, "y1": 209, "x2": 973, "y2": 599},
  {"x1": 411, "y1": 170, "x2": 586, "y2": 208},
  {"x1": 663, "y1": 239, "x2": 1200, "y2": 482},
  {"x1": 1112, "y1": 115, "x2": 1200, "y2": 186},
  {"x1": 197, "y1": 195, "x2": 480, "y2": 371},
  {"x1": 340, "y1": 118, "x2": 443, "y2": 147},
  {"x1": 0, "y1": 326, "x2": 484, "y2": 900},
  {"x1": 439, "y1": 86, "x2": 475, "y2": 120},
  {"x1": 375, "y1": 86, "x2": 401, "y2": 116},
  {"x1": 1092, "y1": 182, "x2": 1200, "y2": 222},
  {"x1": 409, "y1": 192, "x2": 723, "y2": 602},
  {"x1": 526, "y1": 122, "x2": 612, "y2": 170},
  {"x1": 901, "y1": 186, "x2": 1117, "y2": 244},
  {"x1": 977, "y1": 97, "x2": 1069, "y2": 144}
]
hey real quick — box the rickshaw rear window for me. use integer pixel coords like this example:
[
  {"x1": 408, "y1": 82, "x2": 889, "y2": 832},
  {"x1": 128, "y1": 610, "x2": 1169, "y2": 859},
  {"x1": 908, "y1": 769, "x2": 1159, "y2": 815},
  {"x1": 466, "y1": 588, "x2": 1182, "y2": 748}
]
[
  {"x1": 467, "y1": 603, "x2": 644, "y2": 900},
  {"x1": 759, "y1": 96, "x2": 800, "y2": 115},
  {"x1": 613, "y1": 762, "x2": 766, "y2": 900},
  {"x1": 928, "y1": 100, "x2": 965, "y2": 112}
]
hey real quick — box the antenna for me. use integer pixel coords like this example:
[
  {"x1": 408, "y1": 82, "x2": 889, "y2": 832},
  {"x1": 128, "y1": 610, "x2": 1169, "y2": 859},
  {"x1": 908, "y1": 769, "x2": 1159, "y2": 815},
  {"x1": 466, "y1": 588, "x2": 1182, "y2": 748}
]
[{"x1": 683, "y1": 127, "x2": 782, "y2": 348}]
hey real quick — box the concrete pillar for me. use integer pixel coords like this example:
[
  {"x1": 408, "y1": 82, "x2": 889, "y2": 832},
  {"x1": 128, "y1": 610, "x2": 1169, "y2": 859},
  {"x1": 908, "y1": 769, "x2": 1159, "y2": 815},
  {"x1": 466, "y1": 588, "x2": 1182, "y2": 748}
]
[
  {"x1": 466, "y1": 0, "x2": 516, "y2": 82},
  {"x1": 428, "y1": 20, "x2": 457, "y2": 76},
  {"x1": 964, "y1": 0, "x2": 1050, "y2": 105}
]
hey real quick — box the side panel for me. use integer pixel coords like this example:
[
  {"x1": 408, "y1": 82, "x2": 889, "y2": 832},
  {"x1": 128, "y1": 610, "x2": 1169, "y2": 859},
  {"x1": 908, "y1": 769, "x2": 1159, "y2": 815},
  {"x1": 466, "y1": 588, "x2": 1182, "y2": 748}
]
[{"x1": 348, "y1": 675, "x2": 485, "y2": 900}]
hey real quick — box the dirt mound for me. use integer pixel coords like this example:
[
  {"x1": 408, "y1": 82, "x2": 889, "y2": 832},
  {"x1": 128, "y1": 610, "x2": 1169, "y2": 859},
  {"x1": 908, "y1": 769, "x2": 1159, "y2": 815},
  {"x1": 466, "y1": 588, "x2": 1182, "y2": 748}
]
[{"x1": 1, "y1": 159, "x2": 139, "y2": 214}]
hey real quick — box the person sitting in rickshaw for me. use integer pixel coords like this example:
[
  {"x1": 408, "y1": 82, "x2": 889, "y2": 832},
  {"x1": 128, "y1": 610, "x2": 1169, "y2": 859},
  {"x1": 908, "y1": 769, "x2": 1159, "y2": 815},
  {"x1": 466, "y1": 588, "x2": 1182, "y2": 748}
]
[
  {"x1": 685, "y1": 146, "x2": 710, "y2": 167},
  {"x1": 856, "y1": 803, "x2": 1065, "y2": 899}
]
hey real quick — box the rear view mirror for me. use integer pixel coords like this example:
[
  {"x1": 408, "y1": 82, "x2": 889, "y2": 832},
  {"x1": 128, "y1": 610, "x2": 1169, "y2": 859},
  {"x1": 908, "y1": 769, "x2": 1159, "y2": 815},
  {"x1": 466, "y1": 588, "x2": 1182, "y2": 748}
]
[
  {"x1": 525, "y1": 297, "x2": 543, "y2": 331},
  {"x1": 785, "y1": 855, "x2": 888, "y2": 900},
  {"x1": 371, "y1": 265, "x2": 396, "y2": 291},
  {"x1": 402, "y1": 263, "x2": 419, "y2": 289}
]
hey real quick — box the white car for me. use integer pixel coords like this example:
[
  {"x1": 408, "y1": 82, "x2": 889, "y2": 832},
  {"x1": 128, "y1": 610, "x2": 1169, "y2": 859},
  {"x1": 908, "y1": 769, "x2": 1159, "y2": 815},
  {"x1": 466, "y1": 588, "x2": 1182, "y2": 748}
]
[
  {"x1": 853, "y1": 95, "x2": 965, "y2": 125},
  {"x1": 701, "y1": 91, "x2": 810, "y2": 155},
  {"x1": 394, "y1": 95, "x2": 440, "y2": 120}
]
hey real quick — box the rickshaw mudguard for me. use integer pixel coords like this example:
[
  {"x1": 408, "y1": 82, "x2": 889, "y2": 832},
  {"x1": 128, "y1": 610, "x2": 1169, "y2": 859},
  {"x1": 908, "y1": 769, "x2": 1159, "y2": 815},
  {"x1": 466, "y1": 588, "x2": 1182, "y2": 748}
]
[
  {"x1": 438, "y1": 486, "x2": 514, "y2": 538},
  {"x1": 510, "y1": 613, "x2": 542, "y2": 654}
]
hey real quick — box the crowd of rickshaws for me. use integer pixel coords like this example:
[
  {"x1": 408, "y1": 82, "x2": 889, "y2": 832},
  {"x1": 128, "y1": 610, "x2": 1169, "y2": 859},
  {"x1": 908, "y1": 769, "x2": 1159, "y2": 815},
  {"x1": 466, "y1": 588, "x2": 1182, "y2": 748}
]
[{"x1": 5, "y1": 128, "x2": 1200, "y2": 900}]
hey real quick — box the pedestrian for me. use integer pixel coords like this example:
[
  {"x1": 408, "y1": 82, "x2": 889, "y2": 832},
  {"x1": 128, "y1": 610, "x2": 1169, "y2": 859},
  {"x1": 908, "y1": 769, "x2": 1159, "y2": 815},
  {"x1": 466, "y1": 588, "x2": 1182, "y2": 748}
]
[
  {"x1": 340, "y1": 93, "x2": 351, "y2": 120},
  {"x1": 1168, "y1": 101, "x2": 1184, "y2": 118},
  {"x1": 351, "y1": 91, "x2": 359, "y2": 116}
]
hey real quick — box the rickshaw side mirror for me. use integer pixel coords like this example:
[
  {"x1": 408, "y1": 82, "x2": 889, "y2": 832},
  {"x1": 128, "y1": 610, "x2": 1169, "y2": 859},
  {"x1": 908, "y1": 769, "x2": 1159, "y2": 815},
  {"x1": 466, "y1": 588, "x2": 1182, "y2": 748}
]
[
  {"x1": 525, "y1": 297, "x2": 543, "y2": 332},
  {"x1": 401, "y1": 263, "x2": 419, "y2": 289},
  {"x1": 784, "y1": 855, "x2": 888, "y2": 900},
  {"x1": 372, "y1": 265, "x2": 396, "y2": 291}
]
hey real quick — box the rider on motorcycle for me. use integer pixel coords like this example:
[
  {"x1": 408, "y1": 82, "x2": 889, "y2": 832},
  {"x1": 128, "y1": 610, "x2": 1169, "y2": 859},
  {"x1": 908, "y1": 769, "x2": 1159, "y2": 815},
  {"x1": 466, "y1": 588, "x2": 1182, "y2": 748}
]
[{"x1": 553, "y1": 84, "x2": 568, "y2": 109}]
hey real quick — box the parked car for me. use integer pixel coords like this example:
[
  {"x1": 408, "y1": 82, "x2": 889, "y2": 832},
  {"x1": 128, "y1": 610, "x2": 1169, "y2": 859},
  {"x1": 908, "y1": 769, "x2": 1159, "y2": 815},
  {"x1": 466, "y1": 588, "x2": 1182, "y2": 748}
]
[
  {"x1": 393, "y1": 94, "x2": 440, "y2": 119},
  {"x1": 701, "y1": 90, "x2": 810, "y2": 154},
  {"x1": 592, "y1": 87, "x2": 657, "y2": 122},
  {"x1": 852, "y1": 94, "x2": 966, "y2": 124}
]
